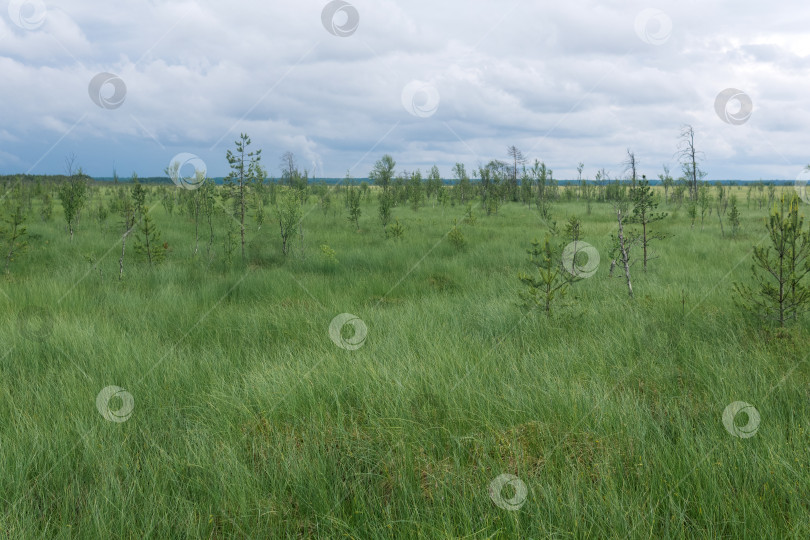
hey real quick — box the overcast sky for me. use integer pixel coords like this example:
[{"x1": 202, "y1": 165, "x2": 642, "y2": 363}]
[{"x1": 0, "y1": 0, "x2": 808, "y2": 180}]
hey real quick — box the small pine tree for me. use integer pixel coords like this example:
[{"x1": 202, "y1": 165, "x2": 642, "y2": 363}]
[
  {"x1": 687, "y1": 199, "x2": 697, "y2": 229},
  {"x1": 564, "y1": 215, "x2": 581, "y2": 243},
  {"x1": 462, "y1": 203, "x2": 477, "y2": 226},
  {"x1": 319, "y1": 244, "x2": 339, "y2": 265},
  {"x1": 563, "y1": 215, "x2": 585, "y2": 276},
  {"x1": 131, "y1": 178, "x2": 146, "y2": 220},
  {"x1": 734, "y1": 195, "x2": 810, "y2": 327},
  {"x1": 58, "y1": 175, "x2": 87, "y2": 240},
  {"x1": 518, "y1": 237, "x2": 577, "y2": 316},
  {"x1": 134, "y1": 211, "x2": 166, "y2": 265},
  {"x1": 448, "y1": 219, "x2": 466, "y2": 250},
  {"x1": 131, "y1": 181, "x2": 166, "y2": 265},
  {"x1": 277, "y1": 190, "x2": 301, "y2": 256},
  {"x1": 378, "y1": 190, "x2": 393, "y2": 236},
  {"x1": 347, "y1": 186, "x2": 361, "y2": 230},
  {"x1": 408, "y1": 170, "x2": 424, "y2": 211},
  {"x1": 729, "y1": 194, "x2": 741, "y2": 238},
  {"x1": 225, "y1": 133, "x2": 263, "y2": 261},
  {"x1": 485, "y1": 192, "x2": 500, "y2": 215},
  {"x1": 387, "y1": 218, "x2": 405, "y2": 240},
  {"x1": 628, "y1": 178, "x2": 667, "y2": 271}
]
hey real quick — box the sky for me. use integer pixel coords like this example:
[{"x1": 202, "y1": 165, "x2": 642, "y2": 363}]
[{"x1": 0, "y1": 0, "x2": 808, "y2": 181}]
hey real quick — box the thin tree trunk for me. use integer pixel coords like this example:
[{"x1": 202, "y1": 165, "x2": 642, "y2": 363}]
[
  {"x1": 779, "y1": 246, "x2": 785, "y2": 327},
  {"x1": 642, "y1": 220, "x2": 648, "y2": 271},
  {"x1": 240, "y1": 177, "x2": 246, "y2": 261},
  {"x1": 5, "y1": 221, "x2": 17, "y2": 272},
  {"x1": 144, "y1": 217, "x2": 152, "y2": 265},
  {"x1": 5, "y1": 244, "x2": 13, "y2": 273},
  {"x1": 119, "y1": 232, "x2": 128, "y2": 280},
  {"x1": 617, "y1": 209, "x2": 634, "y2": 298}
]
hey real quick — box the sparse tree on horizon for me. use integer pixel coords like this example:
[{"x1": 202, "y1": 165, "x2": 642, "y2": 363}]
[
  {"x1": 225, "y1": 133, "x2": 263, "y2": 261},
  {"x1": 370, "y1": 155, "x2": 396, "y2": 194},
  {"x1": 408, "y1": 170, "x2": 424, "y2": 211},
  {"x1": 624, "y1": 149, "x2": 639, "y2": 186},
  {"x1": 58, "y1": 166, "x2": 87, "y2": 241},
  {"x1": 659, "y1": 165, "x2": 674, "y2": 205},
  {"x1": 453, "y1": 163, "x2": 471, "y2": 205},
  {"x1": 347, "y1": 184, "x2": 361, "y2": 230},
  {"x1": 729, "y1": 194, "x2": 741, "y2": 238},
  {"x1": 678, "y1": 125, "x2": 706, "y2": 201}
]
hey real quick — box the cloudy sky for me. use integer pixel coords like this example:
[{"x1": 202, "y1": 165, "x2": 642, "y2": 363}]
[{"x1": 0, "y1": 0, "x2": 808, "y2": 180}]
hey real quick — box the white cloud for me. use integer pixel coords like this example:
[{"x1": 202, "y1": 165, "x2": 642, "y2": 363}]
[{"x1": 0, "y1": 0, "x2": 808, "y2": 179}]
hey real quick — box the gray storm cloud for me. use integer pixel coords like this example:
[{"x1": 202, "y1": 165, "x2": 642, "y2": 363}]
[{"x1": 0, "y1": 0, "x2": 808, "y2": 180}]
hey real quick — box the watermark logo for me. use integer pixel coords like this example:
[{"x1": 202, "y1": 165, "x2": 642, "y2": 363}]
[
  {"x1": 96, "y1": 386, "x2": 135, "y2": 423},
  {"x1": 329, "y1": 313, "x2": 367, "y2": 350},
  {"x1": 168, "y1": 153, "x2": 207, "y2": 190},
  {"x1": 321, "y1": 1, "x2": 359, "y2": 37},
  {"x1": 562, "y1": 241, "x2": 600, "y2": 278},
  {"x1": 401, "y1": 80, "x2": 440, "y2": 118},
  {"x1": 715, "y1": 88, "x2": 753, "y2": 125},
  {"x1": 722, "y1": 401, "x2": 760, "y2": 439},
  {"x1": 88, "y1": 73, "x2": 127, "y2": 110},
  {"x1": 634, "y1": 9, "x2": 672, "y2": 45},
  {"x1": 488, "y1": 474, "x2": 528, "y2": 511},
  {"x1": 8, "y1": 0, "x2": 47, "y2": 30},
  {"x1": 794, "y1": 167, "x2": 810, "y2": 204}
]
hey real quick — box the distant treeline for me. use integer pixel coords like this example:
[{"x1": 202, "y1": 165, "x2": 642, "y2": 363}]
[
  {"x1": 0, "y1": 174, "x2": 797, "y2": 186},
  {"x1": 0, "y1": 174, "x2": 173, "y2": 185}
]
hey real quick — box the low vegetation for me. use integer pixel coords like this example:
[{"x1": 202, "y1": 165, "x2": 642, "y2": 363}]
[{"x1": 1, "y1": 138, "x2": 809, "y2": 537}]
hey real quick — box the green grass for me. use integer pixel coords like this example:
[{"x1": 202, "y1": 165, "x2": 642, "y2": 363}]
[{"x1": 1, "y1": 185, "x2": 809, "y2": 538}]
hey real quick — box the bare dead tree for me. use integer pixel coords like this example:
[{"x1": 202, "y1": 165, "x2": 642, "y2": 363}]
[
  {"x1": 280, "y1": 151, "x2": 297, "y2": 185},
  {"x1": 677, "y1": 125, "x2": 706, "y2": 201},
  {"x1": 64, "y1": 153, "x2": 78, "y2": 177},
  {"x1": 617, "y1": 208, "x2": 634, "y2": 298},
  {"x1": 506, "y1": 145, "x2": 526, "y2": 183},
  {"x1": 609, "y1": 202, "x2": 636, "y2": 298},
  {"x1": 623, "y1": 149, "x2": 638, "y2": 186}
]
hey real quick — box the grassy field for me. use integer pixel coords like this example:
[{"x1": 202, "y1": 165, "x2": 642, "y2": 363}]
[{"x1": 1, "y1": 183, "x2": 809, "y2": 538}]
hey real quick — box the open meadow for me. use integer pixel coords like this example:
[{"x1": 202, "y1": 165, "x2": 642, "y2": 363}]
[{"x1": 1, "y1": 178, "x2": 808, "y2": 538}]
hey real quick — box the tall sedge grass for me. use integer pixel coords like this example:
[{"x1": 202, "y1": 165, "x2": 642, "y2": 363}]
[{"x1": 0, "y1": 185, "x2": 808, "y2": 537}]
